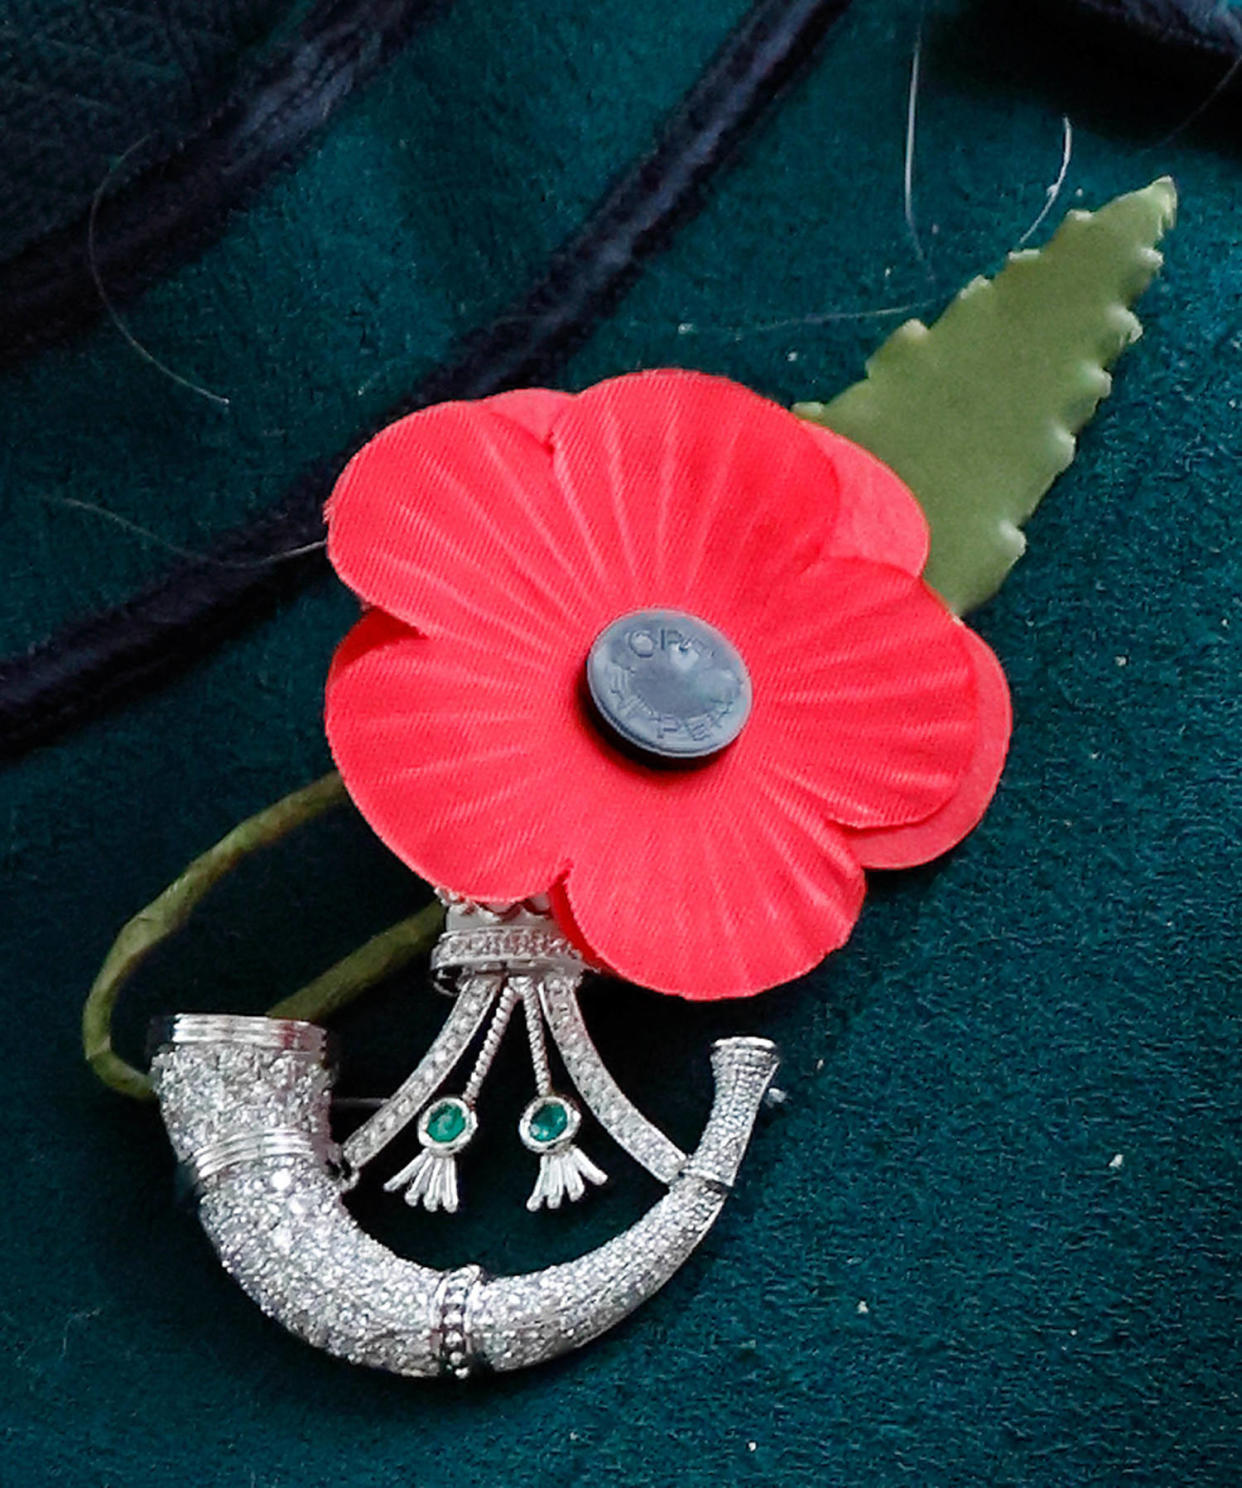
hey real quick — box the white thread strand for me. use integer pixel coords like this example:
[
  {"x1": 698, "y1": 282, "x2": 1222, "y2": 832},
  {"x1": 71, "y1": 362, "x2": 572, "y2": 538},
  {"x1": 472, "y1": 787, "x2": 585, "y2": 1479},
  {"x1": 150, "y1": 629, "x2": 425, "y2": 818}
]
[
  {"x1": 1015, "y1": 115, "x2": 1074, "y2": 249},
  {"x1": 902, "y1": 18, "x2": 932, "y2": 279},
  {"x1": 88, "y1": 137, "x2": 231, "y2": 409},
  {"x1": 34, "y1": 493, "x2": 326, "y2": 568}
]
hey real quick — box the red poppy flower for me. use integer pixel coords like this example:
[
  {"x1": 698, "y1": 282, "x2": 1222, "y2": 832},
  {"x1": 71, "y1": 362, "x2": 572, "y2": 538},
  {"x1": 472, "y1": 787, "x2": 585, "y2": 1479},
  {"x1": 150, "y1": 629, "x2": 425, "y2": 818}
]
[{"x1": 324, "y1": 370, "x2": 1011, "y2": 1000}]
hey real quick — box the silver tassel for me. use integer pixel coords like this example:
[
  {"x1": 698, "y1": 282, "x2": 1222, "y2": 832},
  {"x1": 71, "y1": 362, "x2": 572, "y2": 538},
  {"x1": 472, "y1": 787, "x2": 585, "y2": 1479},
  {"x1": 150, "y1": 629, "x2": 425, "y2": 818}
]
[
  {"x1": 526, "y1": 1145, "x2": 608, "y2": 1212},
  {"x1": 384, "y1": 1149, "x2": 461, "y2": 1214}
]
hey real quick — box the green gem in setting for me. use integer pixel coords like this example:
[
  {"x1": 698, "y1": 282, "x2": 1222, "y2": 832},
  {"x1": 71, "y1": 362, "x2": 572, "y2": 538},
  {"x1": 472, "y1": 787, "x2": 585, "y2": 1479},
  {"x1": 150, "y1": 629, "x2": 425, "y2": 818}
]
[
  {"x1": 527, "y1": 1099, "x2": 570, "y2": 1146},
  {"x1": 425, "y1": 1100, "x2": 468, "y2": 1145}
]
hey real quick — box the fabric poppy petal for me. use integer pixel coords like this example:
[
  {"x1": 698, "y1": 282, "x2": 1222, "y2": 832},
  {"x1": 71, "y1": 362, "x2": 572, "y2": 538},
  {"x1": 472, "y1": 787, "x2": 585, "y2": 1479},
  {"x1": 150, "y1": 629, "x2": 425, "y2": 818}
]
[
  {"x1": 481, "y1": 387, "x2": 574, "y2": 444},
  {"x1": 323, "y1": 370, "x2": 1010, "y2": 1000},
  {"x1": 554, "y1": 779, "x2": 865, "y2": 1000},
  {"x1": 747, "y1": 558, "x2": 981, "y2": 831},
  {"x1": 801, "y1": 421, "x2": 930, "y2": 576},
  {"x1": 326, "y1": 400, "x2": 613, "y2": 653},
  {"x1": 546, "y1": 369, "x2": 842, "y2": 619},
  {"x1": 845, "y1": 627, "x2": 1011, "y2": 868},
  {"x1": 325, "y1": 608, "x2": 585, "y2": 901}
]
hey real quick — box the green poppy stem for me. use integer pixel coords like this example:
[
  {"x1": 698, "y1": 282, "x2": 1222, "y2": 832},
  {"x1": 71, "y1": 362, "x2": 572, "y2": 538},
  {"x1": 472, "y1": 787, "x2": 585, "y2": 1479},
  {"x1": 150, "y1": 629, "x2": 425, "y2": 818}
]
[{"x1": 81, "y1": 771, "x2": 444, "y2": 1100}]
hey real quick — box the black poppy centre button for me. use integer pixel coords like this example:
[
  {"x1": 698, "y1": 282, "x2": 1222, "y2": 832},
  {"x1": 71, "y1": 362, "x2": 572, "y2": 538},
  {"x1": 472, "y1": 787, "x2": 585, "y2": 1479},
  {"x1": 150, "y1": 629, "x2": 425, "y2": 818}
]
[{"x1": 586, "y1": 609, "x2": 753, "y2": 761}]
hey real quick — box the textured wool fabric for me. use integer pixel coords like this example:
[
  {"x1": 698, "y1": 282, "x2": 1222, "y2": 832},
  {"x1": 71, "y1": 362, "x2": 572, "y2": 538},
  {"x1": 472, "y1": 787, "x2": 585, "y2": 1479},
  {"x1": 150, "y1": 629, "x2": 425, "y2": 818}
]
[
  {"x1": 0, "y1": 0, "x2": 1239, "y2": 1485},
  {"x1": 0, "y1": 0, "x2": 855, "y2": 758},
  {"x1": 0, "y1": 0, "x2": 448, "y2": 363},
  {"x1": 0, "y1": 0, "x2": 290, "y2": 260}
]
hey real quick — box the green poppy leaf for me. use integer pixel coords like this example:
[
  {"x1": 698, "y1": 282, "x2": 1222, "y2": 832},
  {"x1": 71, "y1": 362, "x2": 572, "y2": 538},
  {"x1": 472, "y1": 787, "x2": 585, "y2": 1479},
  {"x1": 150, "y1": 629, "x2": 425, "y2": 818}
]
[{"x1": 795, "y1": 177, "x2": 1177, "y2": 615}]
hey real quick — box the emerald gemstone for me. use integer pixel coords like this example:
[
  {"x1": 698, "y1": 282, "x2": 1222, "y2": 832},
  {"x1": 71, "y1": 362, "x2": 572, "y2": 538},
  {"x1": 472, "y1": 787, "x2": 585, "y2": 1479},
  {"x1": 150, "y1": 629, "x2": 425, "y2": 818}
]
[
  {"x1": 425, "y1": 1100, "x2": 468, "y2": 1145},
  {"x1": 528, "y1": 1099, "x2": 570, "y2": 1146}
]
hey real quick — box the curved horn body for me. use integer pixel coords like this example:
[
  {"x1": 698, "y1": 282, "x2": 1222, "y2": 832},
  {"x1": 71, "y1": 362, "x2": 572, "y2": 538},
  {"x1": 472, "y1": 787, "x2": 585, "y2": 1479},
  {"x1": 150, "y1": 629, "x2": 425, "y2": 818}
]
[{"x1": 151, "y1": 1015, "x2": 778, "y2": 1377}]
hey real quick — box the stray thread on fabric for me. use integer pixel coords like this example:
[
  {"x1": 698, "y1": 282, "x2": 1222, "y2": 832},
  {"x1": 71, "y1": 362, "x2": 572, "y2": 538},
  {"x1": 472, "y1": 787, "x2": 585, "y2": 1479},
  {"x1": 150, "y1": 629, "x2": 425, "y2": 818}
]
[
  {"x1": 1015, "y1": 115, "x2": 1074, "y2": 249},
  {"x1": 88, "y1": 138, "x2": 232, "y2": 409},
  {"x1": 35, "y1": 495, "x2": 325, "y2": 569},
  {"x1": 902, "y1": 11, "x2": 934, "y2": 282}
]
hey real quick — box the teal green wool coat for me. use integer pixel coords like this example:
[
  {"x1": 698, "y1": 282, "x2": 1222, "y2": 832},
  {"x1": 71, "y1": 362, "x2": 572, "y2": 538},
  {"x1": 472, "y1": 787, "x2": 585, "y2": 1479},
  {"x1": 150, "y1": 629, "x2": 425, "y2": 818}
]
[{"x1": 0, "y1": 1, "x2": 1237, "y2": 1483}]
